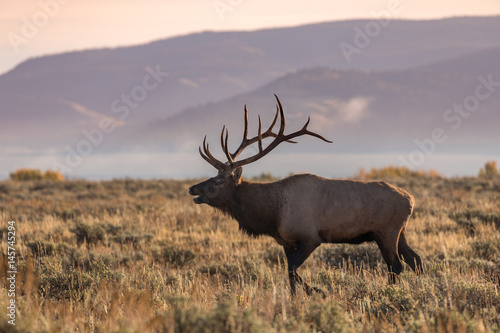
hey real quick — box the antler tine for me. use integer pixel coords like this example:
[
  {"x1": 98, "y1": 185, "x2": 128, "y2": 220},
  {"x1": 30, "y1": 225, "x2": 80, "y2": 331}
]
[
  {"x1": 243, "y1": 105, "x2": 249, "y2": 141},
  {"x1": 273, "y1": 95, "x2": 297, "y2": 143},
  {"x1": 229, "y1": 106, "x2": 250, "y2": 161},
  {"x1": 267, "y1": 106, "x2": 279, "y2": 134},
  {"x1": 220, "y1": 125, "x2": 225, "y2": 153},
  {"x1": 274, "y1": 94, "x2": 286, "y2": 136},
  {"x1": 229, "y1": 98, "x2": 295, "y2": 161},
  {"x1": 257, "y1": 115, "x2": 263, "y2": 154},
  {"x1": 221, "y1": 126, "x2": 233, "y2": 163},
  {"x1": 230, "y1": 104, "x2": 274, "y2": 160},
  {"x1": 297, "y1": 116, "x2": 333, "y2": 143},
  {"x1": 259, "y1": 105, "x2": 297, "y2": 142},
  {"x1": 199, "y1": 146, "x2": 217, "y2": 168},
  {"x1": 200, "y1": 136, "x2": 227, "y2": 170}
]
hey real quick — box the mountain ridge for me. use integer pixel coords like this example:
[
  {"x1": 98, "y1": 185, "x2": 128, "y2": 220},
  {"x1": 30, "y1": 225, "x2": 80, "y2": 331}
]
[
  {"x1": 138, "y1": 46, "x2": 500, "y2": 156},
  {"x1": 1, "y1": 16, "x2": 499, "y2": 159}
]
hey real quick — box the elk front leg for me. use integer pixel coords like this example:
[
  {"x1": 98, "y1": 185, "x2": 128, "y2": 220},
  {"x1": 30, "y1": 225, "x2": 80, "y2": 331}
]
[
  {"x1": 284, "y1": 242, "x2": 324, "y2": 297},
  {"x1": 375, "y1": 235, "x2": 403, "y2": 284}
]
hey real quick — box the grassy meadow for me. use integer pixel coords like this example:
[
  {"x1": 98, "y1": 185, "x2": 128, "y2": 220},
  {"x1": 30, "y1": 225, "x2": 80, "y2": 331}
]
[{"x1": 0, "y1": 171, "x2": 499, "y2": 332}]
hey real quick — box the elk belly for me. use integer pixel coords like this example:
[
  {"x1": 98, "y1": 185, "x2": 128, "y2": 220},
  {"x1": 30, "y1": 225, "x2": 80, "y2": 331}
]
[{"x1": 318, "y1": 229, "x2": 375, "y2": 244}]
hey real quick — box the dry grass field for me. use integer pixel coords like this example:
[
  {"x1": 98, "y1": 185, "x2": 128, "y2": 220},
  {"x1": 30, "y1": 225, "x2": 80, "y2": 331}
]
[{"x1": 1, "y1": 171, "x2": 499, "y2": 332}]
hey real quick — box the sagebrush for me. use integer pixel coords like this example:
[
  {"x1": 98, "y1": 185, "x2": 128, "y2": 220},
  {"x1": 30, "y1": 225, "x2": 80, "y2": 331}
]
[{"x1": 0, "y1": 175, "x2": 499, "y2": 332}]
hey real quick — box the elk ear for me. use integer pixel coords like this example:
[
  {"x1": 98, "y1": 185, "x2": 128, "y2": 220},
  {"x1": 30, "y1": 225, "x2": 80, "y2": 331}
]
[{"x1": 232, "y1": 167, "x2": 243, "y2": 183}]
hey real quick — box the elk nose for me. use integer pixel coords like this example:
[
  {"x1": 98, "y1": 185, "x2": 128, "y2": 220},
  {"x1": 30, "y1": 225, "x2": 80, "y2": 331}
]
[{"x1": 188, "y1": 186, "x2": 197, "y2": 195}]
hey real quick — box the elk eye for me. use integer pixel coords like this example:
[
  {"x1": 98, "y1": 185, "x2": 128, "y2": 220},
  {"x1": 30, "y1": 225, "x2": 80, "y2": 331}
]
[{"x1": 216, "y1": 179, "x2": 225, "y2": 185}]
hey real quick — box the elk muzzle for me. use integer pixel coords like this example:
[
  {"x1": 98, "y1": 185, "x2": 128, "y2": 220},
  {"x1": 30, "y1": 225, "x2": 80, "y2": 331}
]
[{"x1": 188, "y1": 184, "x2": 205, "y2": 204}]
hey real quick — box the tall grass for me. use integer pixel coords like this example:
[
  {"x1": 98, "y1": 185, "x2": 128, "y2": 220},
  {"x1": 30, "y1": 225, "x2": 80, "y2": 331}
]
[{"x1": 0, "y1": 175, "x2": 499, "y2": 332}]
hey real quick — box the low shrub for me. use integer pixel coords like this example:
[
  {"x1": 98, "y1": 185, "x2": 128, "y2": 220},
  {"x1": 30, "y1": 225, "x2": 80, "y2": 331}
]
[
  {"x1": 354, "y1": 166, "x2": 442, "y2": 180},
  {"x1": 9, "y1": 168, "x2": 64, "y2": 181},
  {"x1": 155, "y1": 246, "x2": 197, "y2": 267},
  {"x1": 478, "y1": 160, "x2": 499, "y2": 178}
]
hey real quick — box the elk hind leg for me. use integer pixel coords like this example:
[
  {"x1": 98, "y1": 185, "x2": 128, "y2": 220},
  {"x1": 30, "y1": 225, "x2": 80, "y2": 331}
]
[{"x1": 398, "y1": 230, "x2": 424, "y2": 274}]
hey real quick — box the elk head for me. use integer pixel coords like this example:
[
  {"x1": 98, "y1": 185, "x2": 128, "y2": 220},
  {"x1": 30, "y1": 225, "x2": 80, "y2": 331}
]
[{"x1": 188, "y1": 95, "x2": 332, "y2": 208}]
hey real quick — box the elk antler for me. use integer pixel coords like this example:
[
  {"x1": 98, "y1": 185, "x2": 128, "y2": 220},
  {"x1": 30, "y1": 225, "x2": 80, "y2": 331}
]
[{"x1": 199, "y1": 95, "x2": 332, "y2": 171}]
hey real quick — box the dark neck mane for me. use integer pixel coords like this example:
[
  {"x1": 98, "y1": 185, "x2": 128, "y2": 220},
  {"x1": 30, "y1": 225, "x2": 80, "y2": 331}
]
[{"x1": 218, "y1": 180, "x2": 281, "y2": 238}]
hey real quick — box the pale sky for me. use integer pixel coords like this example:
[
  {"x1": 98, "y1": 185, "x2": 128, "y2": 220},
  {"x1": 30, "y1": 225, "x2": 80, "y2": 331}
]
[{"x1": 1, "y1": 0, "x2": 500, "y2": 75}]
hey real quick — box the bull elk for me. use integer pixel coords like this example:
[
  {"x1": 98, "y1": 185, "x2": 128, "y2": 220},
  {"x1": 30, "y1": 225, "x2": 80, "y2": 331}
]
[{"x1": 189, "y1": 95, "x2": 423, "y2": 296}]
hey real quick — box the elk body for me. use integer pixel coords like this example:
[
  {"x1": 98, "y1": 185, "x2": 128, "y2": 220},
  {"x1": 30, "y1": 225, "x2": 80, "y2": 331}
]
[{"x1": 189, "y1": 95, "x2": 423, "y2": 295}]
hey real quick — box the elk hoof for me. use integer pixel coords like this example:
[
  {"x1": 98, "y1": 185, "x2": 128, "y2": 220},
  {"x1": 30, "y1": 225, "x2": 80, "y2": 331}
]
[
  {"x1": 388, "y1": 272, "x2": 398, "y2": 284},
  {"x1": 305, "y1": 285, "x2": 326, "y2": 298}
]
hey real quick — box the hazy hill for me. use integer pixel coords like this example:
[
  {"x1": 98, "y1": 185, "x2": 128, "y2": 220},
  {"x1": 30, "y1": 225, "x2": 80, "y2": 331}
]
[
  {"x1": 139, "y1": 47, "x2": 500, "y2": 156},
  {"x1": 0, "y1": 16, "x2": 499, "y2": 155}
]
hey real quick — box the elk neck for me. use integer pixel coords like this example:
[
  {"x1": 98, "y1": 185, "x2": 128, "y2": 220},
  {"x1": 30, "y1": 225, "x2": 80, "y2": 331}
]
[{"x1": 219, "y1": 180, "x2": 282, "y2": 238}]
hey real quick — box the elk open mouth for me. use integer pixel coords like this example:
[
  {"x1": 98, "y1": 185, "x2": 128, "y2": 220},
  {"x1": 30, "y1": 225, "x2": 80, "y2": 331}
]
[
  {"x1": 192, "y1": 196, "x2": 204, "y2": 204},
  {"x1": 189, "y1": 187, "x2": 204, "y2": 204}
]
